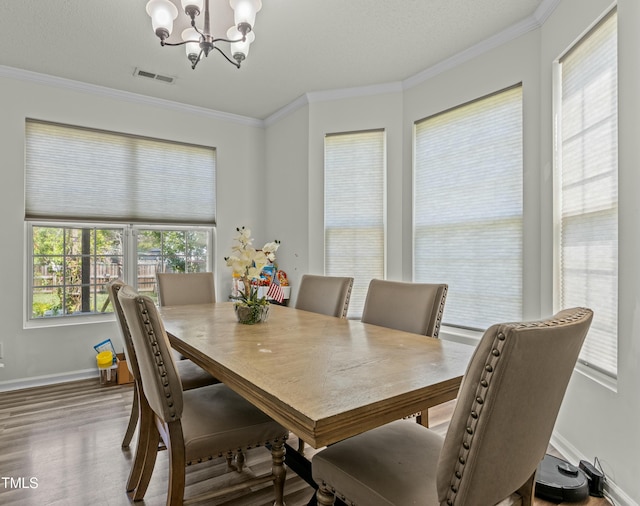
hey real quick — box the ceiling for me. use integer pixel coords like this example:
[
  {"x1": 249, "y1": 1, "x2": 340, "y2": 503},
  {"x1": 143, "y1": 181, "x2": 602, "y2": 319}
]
[{"x1": 0, "y1": 0, "x2": 552, "y2": 120}]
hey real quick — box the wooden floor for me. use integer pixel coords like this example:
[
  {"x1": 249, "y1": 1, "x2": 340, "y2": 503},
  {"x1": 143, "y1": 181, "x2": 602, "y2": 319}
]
[{"x1": 0, "y1": 379, "x2": 611, "y2": 506}]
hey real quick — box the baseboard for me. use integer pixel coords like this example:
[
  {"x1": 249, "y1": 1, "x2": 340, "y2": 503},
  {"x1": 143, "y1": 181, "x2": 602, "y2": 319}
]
[
  {"x1": 0, "y1": 368, "x2": 98, "y2": 392},
  {"x1": 550, "y1": 432, "x2": 638, "y2": 506}
]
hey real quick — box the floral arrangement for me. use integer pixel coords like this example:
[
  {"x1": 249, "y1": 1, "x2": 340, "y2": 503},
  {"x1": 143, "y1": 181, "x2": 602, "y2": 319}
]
[{"x1": 224, "y1": 226, "x2": 280, "y2": 309}]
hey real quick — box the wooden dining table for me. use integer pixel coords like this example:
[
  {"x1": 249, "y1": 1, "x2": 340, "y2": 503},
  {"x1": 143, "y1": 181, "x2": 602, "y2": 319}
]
[{"x1": 160, "y1": 302, "x2": 474, "y2": 450}]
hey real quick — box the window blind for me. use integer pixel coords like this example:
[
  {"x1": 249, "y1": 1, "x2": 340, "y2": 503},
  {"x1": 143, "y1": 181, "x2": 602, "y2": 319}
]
[
  {"x1": 414, "y1": 85, "x2": 523, "y2": 330},
  {"x1": 558, "y1": 10, "x2": 617, "y2": 378},
  {"x1": 324, "y1": 130, "x2": 385, "y2": 318},
  {"x1": 25, "y1": 120, "x2": 216, "y2": 225}
]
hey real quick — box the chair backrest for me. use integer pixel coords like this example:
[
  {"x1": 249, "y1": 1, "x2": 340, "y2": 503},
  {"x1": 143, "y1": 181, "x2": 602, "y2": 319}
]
[
  {"x1": 106, "y1": 280, "x2": 141, "y2": 381},
  {"x1": 118, "y1": 284, "x2": 184, "y2": 424},
  {"x1": 156, "y1": 272, "x2": 216, "y2": 306},
  {"x1": 361, "y1": 279, "x2": 448, "y2": 337},
  {"x1": 295, "y1": 274, "x2": 354, "y2": 318},
  {"x1": 436, "y1": 307, "x2": 593, "y2": 506}
]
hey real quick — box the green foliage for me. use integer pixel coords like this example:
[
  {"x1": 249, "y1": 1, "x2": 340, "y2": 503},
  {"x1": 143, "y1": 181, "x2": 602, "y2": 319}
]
[{"x1": 138, "y1": 229, "x2": 207, "y2": 273}]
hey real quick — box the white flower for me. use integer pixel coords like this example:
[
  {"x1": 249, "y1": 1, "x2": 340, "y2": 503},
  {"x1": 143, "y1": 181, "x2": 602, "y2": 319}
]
[
  {"x1": 225, "y1": 227, "x2": 282, "y2": 301},
  {"x1": 262, "y1": 241, "x2": 280, "y2": 254}
]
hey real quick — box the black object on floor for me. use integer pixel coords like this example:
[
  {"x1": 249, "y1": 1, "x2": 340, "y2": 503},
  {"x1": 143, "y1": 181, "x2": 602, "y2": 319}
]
[{"x1": 535, "y1": 454, "x2": 590, "y2": 502}]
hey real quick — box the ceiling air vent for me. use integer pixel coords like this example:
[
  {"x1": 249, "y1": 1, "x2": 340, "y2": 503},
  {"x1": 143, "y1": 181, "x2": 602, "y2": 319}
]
[{"x1": 133, "y1": 68, "x2": 176, "y2": 84}]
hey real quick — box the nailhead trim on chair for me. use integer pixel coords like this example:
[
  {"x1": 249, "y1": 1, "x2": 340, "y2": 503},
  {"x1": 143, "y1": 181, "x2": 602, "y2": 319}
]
[
  {"x1": 319, "y1": 481, "x2": 357, "y2": 506},
  {"x1": 432, "y1": 285, "x2": 448, "y2": 339},
  {"x1": 185, "y1": 435, "x2": 289, "y2": 466},
  {"x1": 136, "y1": 297, "x2": 179, "y2": 421},
  {"x1": 342, "y1": 280, "x2": 354, "y2": 318},
  {"x1": 444, "y1": 307, "x2": 591, "y2": 505},
  {"x1": 444, "y1": 326, "x2": 506, "y2": 506}
]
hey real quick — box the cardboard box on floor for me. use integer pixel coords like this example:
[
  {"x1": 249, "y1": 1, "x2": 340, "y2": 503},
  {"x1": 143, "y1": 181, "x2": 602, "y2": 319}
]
[{"x1": 116, "y1": 353, "x2": 134, "y2": 385}]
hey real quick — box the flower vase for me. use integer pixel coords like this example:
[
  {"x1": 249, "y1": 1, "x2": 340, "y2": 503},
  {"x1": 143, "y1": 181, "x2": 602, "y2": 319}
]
[{"x1": 234, "y1": 303, "x2": 270, "y2": 325}]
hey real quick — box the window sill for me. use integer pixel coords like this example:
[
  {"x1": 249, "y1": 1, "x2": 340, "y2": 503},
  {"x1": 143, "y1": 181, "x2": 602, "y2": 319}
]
[
  {"x1": 439, "y1": 325, "x2": 483, "y2": 346},
  {"x1": 24, "y1": 312, "x2": 114, "y2": 330},
  {"x1": 574, "y1": 362, "x2": 617, "y2": 393}
]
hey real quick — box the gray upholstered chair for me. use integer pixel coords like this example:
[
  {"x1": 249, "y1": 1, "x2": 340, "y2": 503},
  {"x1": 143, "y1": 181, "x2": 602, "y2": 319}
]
[
  {"x1": 156, "y1": 271, "x2": 216, "y2": 306},
  {"x1": 106, "y1": 280, "x2": 218, "y2": 454},
  {"x1": 361, "y1": 279, "x2": 448, "y2": 337},
  {"x1": 361, "y1": 279, "x2": 448, "y2": 425},
  {"x1": 117, "y1": 284, "x2": 288, "y2": 506},
  {"x1": 295, "y1": 274, "x2": 354, "y2": 318},
  {"x1": 312, "y1": 307, "x2": 593, "y2": 506},
  {"x1": 156, "y1": 272, "x2": 216, "y2": 361}
]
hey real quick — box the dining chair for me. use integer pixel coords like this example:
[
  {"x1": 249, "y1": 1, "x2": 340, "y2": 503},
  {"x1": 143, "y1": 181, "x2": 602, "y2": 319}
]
[
  {"x1": 106, "y1": 280, "x2": 218, "y2": 455},
  {"x1": 361, "y1": 279, "x2": 448, "y2": 337},
  {"x1": 156, "y1": 271, "x2": 216, "y2": 306},
  {"x1": 117, "y1": 284, "x2": 288, "y2": 506},
  {"x1": 295, "y1": 274, "x2": 354, "y2": 318},
  {"x1": 361, "y1": 278, "x2": 448, "y2": 426},
  {"x1": 312, "y1": 307, "x2": 593, "y2": 506},
  {"x1": 156, "y1": 272, "x2": 216, "y2": 361}
]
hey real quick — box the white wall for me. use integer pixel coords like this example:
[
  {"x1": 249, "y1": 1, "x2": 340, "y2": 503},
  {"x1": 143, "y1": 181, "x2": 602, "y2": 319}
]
[
  {"x1": 0, "y1": 73, "x2": 266, "y2": 388},
  {"x1": 264, "y1": 105, "x2": 310, "y2": 298}
]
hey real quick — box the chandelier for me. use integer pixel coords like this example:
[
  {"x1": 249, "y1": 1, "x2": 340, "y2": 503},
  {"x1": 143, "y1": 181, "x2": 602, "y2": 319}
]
[{"x1": 145, "y1": 0, "x2": 262, "y2": 70}]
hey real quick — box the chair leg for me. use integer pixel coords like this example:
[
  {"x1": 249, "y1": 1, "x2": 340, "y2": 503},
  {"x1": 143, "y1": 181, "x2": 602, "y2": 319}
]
[
  {"x1": 126, "y1": 384, "x2": 151, "y2": 492},
  {"x1": 236, "y1": 449, "x2": 246, "y2": 472},
  {"x1": 166, "y1": 422, "x2": 186, "y2": 506},
  {"x1": 131, "y1": 419, "x2": 160, "y2": 501},
  {"x1": 316, "y1": 484, "x2": 336, "y2": 505},
  {"x1": 122, "y1": 383, "x2": 140, "y2": 448},
  {"x1": 416, "y1": 409, "x2": 428, "y2": 427},
  {"x1": 270, "y1": 440, "x2": 287, "y2": 506},
  {"x1": 297, "y1": 439, "x2": 306, "y2": 453},
  {"x1": 516, "y1": 470, "x2": 537, "y2": 506}
]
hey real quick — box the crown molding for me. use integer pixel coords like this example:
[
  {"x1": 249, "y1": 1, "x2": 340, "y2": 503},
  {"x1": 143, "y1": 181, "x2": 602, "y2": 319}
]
[
  {"x1": 263, "y1": 94, "x2": 310, "y2": 127},
  {"x1": 265, "y1": 0, "x2": 563, "y2": 125},
  {"x1": 534, "y1": 0, "x2": 563, "y2": 25},
  {"x1": 403, "y1": 11, "x2": 543, "y2": 90},
  {"x1": 0, "y1": 65, "x2": 263, "y2": 128},
  {"x1": 306, "y1": 81, "x2": 404, "y2": 104},
  {"x1": 263, "y1": 81, "x2": 403, "y2": 127}
]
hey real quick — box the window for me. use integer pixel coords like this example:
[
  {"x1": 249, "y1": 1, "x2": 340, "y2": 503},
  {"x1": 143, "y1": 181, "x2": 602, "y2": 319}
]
[
  {"x1": 324, "y1": 130, "x2": 386, "y2": 318},
  {"x1": 29, "y1": 224, "x2": 211, "y2": 318},
  {"x1": 26, "y1": 120, "x2": 215, "y2": 321},
  {"x1": 555, "y1": 9, "x2": 618, "y2": 378},
  {"x1": 136, "y1": 228, "x2": 211, "y2": 301},
  {"x1": 414, "y1": 85, "x2": 523, "y2": 330},
  {"x1": 31, "y1": 225, "x2": 125, "y2": 318}
]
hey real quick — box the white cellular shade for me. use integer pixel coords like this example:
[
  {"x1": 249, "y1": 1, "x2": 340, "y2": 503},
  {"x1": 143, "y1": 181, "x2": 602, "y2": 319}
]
[
  {"x1": 324, "y1": 130, "x2": 385, "y2": 318},
  {"x1": 414, "y1": 85, "x2": 523, "y2": 330},
  {"x1": 25, "y1": 120, "x2": 216, "y2": 225},
  {"x1": 558, "y1": 10, "x2": 617, "y2": 378}
]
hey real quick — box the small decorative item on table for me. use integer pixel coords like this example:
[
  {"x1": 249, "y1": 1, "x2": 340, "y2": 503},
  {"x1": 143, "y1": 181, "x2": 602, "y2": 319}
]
[
  {"x1": 234, "y1": 302, "x2": 270, "y2": 325},
  {"x1": 225, "y1": 226, "x2": 281, "y2": 324}
]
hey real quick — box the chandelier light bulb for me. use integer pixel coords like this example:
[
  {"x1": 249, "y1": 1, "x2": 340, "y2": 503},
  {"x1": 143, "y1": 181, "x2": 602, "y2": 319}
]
[
  {"x1": 146, "y1": 0, "x2": 179, "y2": 40},
  {"x1": 230, "y1": 0, "x2": 262, "y2": 33},
  {"x1": 227, "y1": 26, "x2": 255, "y2": 62},
  {"x1": 182, "y1": 28, "x2": 202, "y2": 65},
  {"x1": 181, "y1": 0, "x2": 204, "y2": 18}
]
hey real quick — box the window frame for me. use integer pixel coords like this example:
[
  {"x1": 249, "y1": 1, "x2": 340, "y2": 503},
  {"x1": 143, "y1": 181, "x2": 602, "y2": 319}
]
[
  {"x1": 412, "y1": 84, "x2": 524, "y2": 331},
  {"x1": 552, "y1": 7, "x2": 618, "y2": 381},
  {"x1": 25, "y1": 221, "x2": 214, "y2": 328},
  {"x1": 323, "y1": 129, "x2": 387, "y2": 318}
]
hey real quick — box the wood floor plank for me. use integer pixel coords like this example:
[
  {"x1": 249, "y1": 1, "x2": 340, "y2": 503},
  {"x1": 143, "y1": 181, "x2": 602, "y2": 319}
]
[{"x1": 0, "y1": 379, "x2": 612, "y2": 506}]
